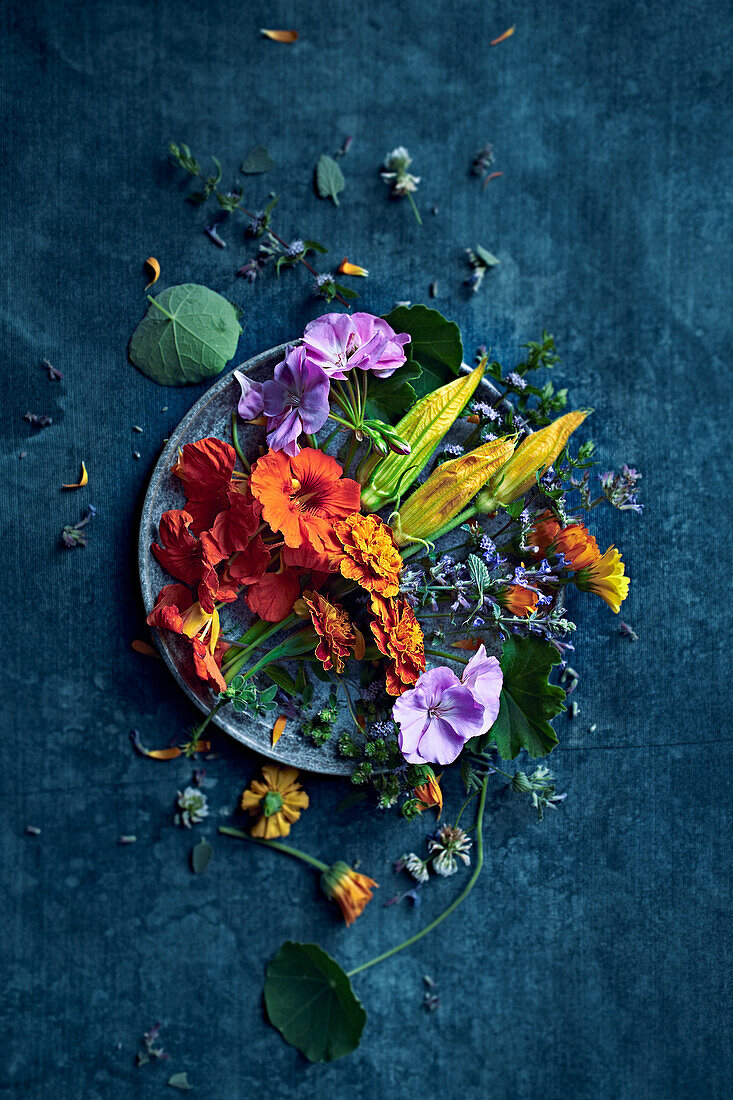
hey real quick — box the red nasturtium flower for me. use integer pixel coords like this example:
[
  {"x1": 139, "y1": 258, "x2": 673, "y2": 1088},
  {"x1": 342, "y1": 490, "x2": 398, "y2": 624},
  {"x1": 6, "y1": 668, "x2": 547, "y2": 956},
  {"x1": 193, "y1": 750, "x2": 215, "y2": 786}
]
[
  {"x1": 151, "y1": 509, "x2": 230, "y2": 613},
  {"x1": 334, "y1": 513, "x2": 402, "y2": 597},
  {"x1": 146, "y1": 584, "x2": 229, "y2": 691},
  {"x1": 172, "y1": 438, "x2": 248, "y2": 534},
  {"x1": 497, "y1": 584, "x2": 539, "y2": 618},
  {"x1": 370, "y1": 594, "x2": 426, "y2": 696},
  {"x1": 245, "y1": 568, "x2": 301, "y2": 622},
  {"x1": 531, "y1": 510, "x2": 600, "y2": 572},
  {"x1": 249, "y1": 448, "x2": 361, "y2": 554},
  {"x1": 302, "y1": 590, "x2": 365, "y2": 674}
]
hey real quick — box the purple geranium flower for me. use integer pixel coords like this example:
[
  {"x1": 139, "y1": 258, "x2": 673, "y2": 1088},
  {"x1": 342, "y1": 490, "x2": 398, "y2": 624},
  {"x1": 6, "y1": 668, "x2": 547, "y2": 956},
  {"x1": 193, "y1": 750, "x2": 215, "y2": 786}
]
[
  {"x1": 302, "y1": 311, "x2": 410, "y2": 379},
  {"x1": 393, "y1": 667, "x2": 486, "y2": 766},
  {"x1": 461, "y1": 644, "x2": 503, "y2": 734},
  {"x1": 233, "y1": 370, "x2": 265, "y2": 420},
  {"x1": 262, "y1": 345, "x2": 330, "y2": 457}
]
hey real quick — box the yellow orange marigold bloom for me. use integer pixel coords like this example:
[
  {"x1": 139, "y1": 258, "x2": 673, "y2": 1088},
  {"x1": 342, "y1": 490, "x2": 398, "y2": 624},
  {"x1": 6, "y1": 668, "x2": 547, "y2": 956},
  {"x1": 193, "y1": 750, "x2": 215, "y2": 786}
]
[
  {"x1": 334, "y1": 513, "x2": 403, "y2": 597},
  {"x1": 497, "y1": 584, "x2": 540, "y2": 618},
  {"x1": 302, "y1": 590, "x2": 365, "y2": 674},
  {"x1": 370, "y1": 594, "x2": 426, "y2": 696},
  {"x1": 240, "y1": 765, "x2": 309, "y2": 839},
  {"x1": 320, "y1": 861, "x2": 378, "y2": 926},
  {"x1": 576, "y1": 546, "x2": 629, "y2": 613},
  {"x1": 530, "y1": 510, "x2": 600, "y2": 571},
  {"x1": 413, "y1": 768, "x2": 443, "y2": 816}
]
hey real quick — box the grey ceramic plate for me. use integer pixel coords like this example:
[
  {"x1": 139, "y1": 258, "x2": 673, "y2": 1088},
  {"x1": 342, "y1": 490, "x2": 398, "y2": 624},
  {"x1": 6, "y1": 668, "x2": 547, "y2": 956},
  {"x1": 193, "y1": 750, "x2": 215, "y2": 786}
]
[{"x1": 139, "y1": 343, "x2": 518, "y2": 775}]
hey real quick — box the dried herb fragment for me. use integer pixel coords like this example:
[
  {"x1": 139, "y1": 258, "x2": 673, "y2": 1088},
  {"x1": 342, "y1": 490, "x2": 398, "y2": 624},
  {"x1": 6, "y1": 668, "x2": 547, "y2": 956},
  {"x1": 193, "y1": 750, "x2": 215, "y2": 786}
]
[
  {"x1": 204, "y1": 224, "x2": 226, "y2": 248},
  {"x1": 261, "y1": 28, "x2": 298, "y2": 42},
  {"x1": 25, "y1": 825, "x2": 42, "y2": 836},
  {"x1": 24, "y1": 412, "x2": 52, "y2": 429},
  {"x1": 41, "y1": 358, "x2": 63, "y2": 380},
  {"x1": 316, "y1": 155, "x2": 345, "y2": 206},
  {"x1": 60, "y1": 504, "x2": 96, "y2": 548},
  {"x1": 241, "y1": 145, "x2": 275, "y2": 174}
]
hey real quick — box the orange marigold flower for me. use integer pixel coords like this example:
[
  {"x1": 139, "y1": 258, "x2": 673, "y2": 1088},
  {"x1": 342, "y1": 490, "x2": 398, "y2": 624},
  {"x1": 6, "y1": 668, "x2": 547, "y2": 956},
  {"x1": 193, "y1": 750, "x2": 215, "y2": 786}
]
[
  {"x1": 334, "y1": 513, "x2": 402, "y2": 597},
  {"x1": 320, "y1": 861, "x2": 378, "y2": 926},
  {"x1": 413, "y1": 767, "x2": 443, "y2": 816},
  {"x1": 370, "y1": 594, "x2": 426, "y2": 696},
  {"x1": 302, "y1": 590, "x2": 365, "y2": 674},
  {"x1": 530, "y1": 510, "x2": 600, "y2": 571},
  {"x1": 250, "y1": 448, "x2": 361, "y2": 553},
  {"x1": 576, "y1": 546, "x2": 629, "y2": 613},
  {"x1": 497, "y1": 584, "x2": 539, "y2": 618},
  {"x1": 240, "y1": 765, "x2": 309, "y2": 839}
]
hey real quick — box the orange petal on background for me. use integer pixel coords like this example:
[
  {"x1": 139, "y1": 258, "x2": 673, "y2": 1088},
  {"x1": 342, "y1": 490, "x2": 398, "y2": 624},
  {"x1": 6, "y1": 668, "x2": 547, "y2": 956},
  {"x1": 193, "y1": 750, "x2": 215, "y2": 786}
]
[
  {"x1": 337, "y1": 258, "x2": 369, "y2": 277},
  {"x1": 62, "y1": 461, "x2": 88, "y2": 489},
  {"x1": 145, "y1": 747, "x2": 183, "y2": 760},
  {"x1": 131, "y1": 639, "x2": 160, "y2": 658},
  {"x1": 261, "y1": 28, "x2": 298, "y2": 42},
  {"x1": 491, "y1": 26, "x2": 515, "y2": 45},
  {"x1": 272, "y1": 715, "x2": 287, "y2": 746},
  {"x1": 143, "y1": 256, "x2": 160, "y2": 289},
  {"x1": 452, "y1": 638, "x2": 482, "y2": 651}
]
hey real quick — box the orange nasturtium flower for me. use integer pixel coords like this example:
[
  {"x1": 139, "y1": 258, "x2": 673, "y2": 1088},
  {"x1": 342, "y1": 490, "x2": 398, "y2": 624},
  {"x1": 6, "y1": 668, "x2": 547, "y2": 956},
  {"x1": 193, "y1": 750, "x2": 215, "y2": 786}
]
[
  {"x1": 146, "y1": 583, "x2": 229, "y2": 691},
  {"x1": 302, "y1": 590, "x2": 365, "y2": 674},
  {"x1": 413, "y1": 767, "x2": 443, "y2": 815},
  {"x1": 334, "y1": 513, "x2": 403, "y2": 597},
  {"x1": 530, "y1": 511, "x2": 600, "y2": 572},
  {"x1": 250, "y1": 448, "x2": 361, "y2": 554},
  {"x1": 320, "y1": 861, "x2": 378, "y2": 926},
  {"x1": 370, "y1": 594, "x2": 426, "y2": 696},
  {"x1": 497, "y1": 584, "x2": 540, "y2": 618},
  {"x1": 576, "y1": 546, "x2": 629, "y2": 613},
  {"x1": 240, "y1": 765, "x2": 309, "y2": 839}
]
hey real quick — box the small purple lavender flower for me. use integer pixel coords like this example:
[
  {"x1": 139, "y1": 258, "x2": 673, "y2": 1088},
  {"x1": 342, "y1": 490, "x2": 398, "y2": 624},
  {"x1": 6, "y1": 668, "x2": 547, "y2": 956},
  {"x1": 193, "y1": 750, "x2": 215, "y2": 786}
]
[
  {"x1": 286, "y1": 239, "x2": 305, "y2": 258},
  {"x1": 472, "y1": 401, "x2": 500, "y2": 421},
  {"x1": 506, "y1": 371, "x2": 526, "y2": 390},
  {"x1": 599, "y1": 465, "x2": 643, "y2": 513},
  {"x1": 262, "y1": 345, "x2": 331, "y2": 456}
]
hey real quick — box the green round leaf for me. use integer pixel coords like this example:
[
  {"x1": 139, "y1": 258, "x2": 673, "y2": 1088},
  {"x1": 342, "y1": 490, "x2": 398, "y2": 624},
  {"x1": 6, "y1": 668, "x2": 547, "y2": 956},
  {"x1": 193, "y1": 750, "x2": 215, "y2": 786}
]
[
  {"x1": 382, "y1": 304, "x2": 463, "y2": 389},
  {"x1": 315, "y1": 155, "x2": 345, "y2": 206},
  {"x1": 191, "y1": 838, "x2": 213, "y2": 875},
  {"x1": 490, "y1": 636, "x2": 566, "y2": 759},
  {"x1": 129, "y1": 283, "x2": 242, "y2": 386},
  {"x1": 264, "y1": 941, "x2": 366, "y2": 1062}
]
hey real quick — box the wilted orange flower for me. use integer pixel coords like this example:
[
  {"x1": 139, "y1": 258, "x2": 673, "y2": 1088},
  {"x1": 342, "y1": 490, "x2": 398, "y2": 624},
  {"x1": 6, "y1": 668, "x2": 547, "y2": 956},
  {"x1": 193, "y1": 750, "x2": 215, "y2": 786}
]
[
  {"x1": 302, "y1": 590, "x2": 365, "y2": 673},
  {"x1": 240, "y1": 765, "x2": 309, "y2": 839},
  {"x1": 576, "y1": 546, "x2": 629, "y2": 613},
  {"x1": 320, "y1": 861, "x2": 378, "y2": 926},
  {"x1": 413, "y1": 768, "x2": 443, "y2": 816},
  {"x1": 250, "y1": 448, "x2": 361, "y2": 554},
  {"x1": 498, "y1": 584, "x2": 539, "y2": 618},
  {"x1": 531, "y1": 510, "x2": 600, "y2": 571},
  {"x1": 334, "y1": 513, "x2": 402, "y2": 597},
  {"x1": 370, "y1": 594, "x2": 426, "y2": 696}
]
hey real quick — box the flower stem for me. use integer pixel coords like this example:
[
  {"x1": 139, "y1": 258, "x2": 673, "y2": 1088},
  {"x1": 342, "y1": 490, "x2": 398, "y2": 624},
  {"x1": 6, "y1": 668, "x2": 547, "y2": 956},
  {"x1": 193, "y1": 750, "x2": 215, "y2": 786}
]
[
  {"x1": 347, "y1": 776, "x2": 489, "y2": 977},
  {"x1": 406, "y1": 191, "x2": 423, "y2": 226},
  {"x1": 424, "y1": 647, "x2": 470, "y2": 665},
  {"x1": 230, "y1": 411, "x2": 251, "y2": 472},
  {"x1": 218, "y1": 826, "x2": 329, "y2": 872}
]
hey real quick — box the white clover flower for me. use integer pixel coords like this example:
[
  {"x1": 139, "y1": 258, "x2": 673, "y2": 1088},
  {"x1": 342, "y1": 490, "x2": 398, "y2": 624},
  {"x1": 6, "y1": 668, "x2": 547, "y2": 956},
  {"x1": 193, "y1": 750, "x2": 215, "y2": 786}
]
[
  {"x1": 404, "y1": 852, "x2": 430, "y2": 884},
  {"x1": 428, "y1": 824, "x2": 472, "y2": 877}
]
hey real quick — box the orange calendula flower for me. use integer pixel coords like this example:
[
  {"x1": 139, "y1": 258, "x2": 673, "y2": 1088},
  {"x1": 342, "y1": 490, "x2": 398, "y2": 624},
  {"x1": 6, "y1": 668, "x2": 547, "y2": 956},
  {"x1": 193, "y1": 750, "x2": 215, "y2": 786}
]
[
  {"x1": 497, "y1": 584, "x2": 540, "y2": 618},
  {"x1": 370, "y1": 594, "x2": 426, "y2": 696},
  {"x1": 576, "y1": 546, "x2": 629, "y2": 613},
  {"x1": 240, "y1": 765, "x2": 309, "y2": 839},
  {"x1": 413, "y1": 767, "x2": 443, "y2": 816},
  {"x1": 320, "y1": 861, "x2": 378, "y2": 926},
  {"x1": 302, "y1": 590, "x2": 365, "y2": 674},
  {"x1": 334, "y1": 513, "x2": 403, "y2": 597},
  {"x1": 250, "y1": 448, "x2": 361, "y2": 554},
  {"x1": 530, "y1": 511, "x2": 600, "y2": 572}
]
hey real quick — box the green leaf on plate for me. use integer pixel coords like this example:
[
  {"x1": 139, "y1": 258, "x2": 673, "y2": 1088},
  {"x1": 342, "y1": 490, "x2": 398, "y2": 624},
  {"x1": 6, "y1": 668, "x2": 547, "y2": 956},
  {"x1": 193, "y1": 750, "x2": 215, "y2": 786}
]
[
  {"x1": 365, "y1": 362, "x2": 422, "y2": 424},
  {"x1": 264, "y1": 941, "x2": 367, "y2": 1062},
  {"x1": 129, "y1": 284, "x2": 242, "y2": 386},
  {"x1": 382, "y1": 304, "x2": 463, "y2": 383},
  {"x1": 191, "y1": 838, "x2": 213, "y2": 875},
  {"x1": 167, "y1": 1071, "x2": 192, "y2": 1090},
  {"x1": 315, "y1": 155, "x2": 345, "y2": 206},
  {"x1": 490, "y1": 636, "x2": 566, "y2": 760},
  {"x1": 241, "y1": 145, "x2": 275, "y2": 174},
  {"x1": 263, "y1": 664, "x2": 297, "y2": 696}
]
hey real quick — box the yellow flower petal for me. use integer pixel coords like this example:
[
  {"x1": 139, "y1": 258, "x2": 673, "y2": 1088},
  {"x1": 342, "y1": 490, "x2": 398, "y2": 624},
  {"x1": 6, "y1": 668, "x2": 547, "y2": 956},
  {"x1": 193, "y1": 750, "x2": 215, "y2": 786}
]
[
  {"x1": 143, "y1": 256, "x2": 160, "y2": 289},
  {"x1": 261, "y1": 28, "x2": 298, "y2": 42},
  {"x1": 337, "y1": 258, "x2": 369, "y2": 277},
  {"x1": 272, "y1": 715, "x2": 287, "y2": 746},
  {"x1": 61, "y1": 461, "x2": 88, "y2": 489}
]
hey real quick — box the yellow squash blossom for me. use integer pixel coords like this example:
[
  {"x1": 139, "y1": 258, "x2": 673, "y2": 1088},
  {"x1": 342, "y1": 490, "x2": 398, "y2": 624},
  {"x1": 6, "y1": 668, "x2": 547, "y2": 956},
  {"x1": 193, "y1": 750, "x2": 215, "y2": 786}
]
[
  {"x1": 240, "y1": 765, "x2": 309, "y2": 839},
  {"x1": 576, "y1": 546, "x2": 630, "y2": 613}
]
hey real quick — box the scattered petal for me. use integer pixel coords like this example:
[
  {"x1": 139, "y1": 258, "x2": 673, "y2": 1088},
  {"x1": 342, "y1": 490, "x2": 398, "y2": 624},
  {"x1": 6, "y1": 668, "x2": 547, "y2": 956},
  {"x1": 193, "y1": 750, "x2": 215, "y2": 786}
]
[
  {"x1": 42, "y1": 358, "x2": 63, "y2": 380},
  {"x1": 167, "y1": 1072, "x2": 192, "y2": 1091},
  {"x1": 25, "y1": 825, "x2": 42, "y2": 836},
  {"x1": 131, "y1": 639, "x2": 160, "y2": 658},
  {"x1": 61, "y1": 461, "x2": 88, "y2": 489},
  {"x1": 337, "y1": 258, "x2": 369, "y2": 277},
  {"x1": 191, "y1": 838, "x2": 213, "y2": 874},
  {"x1": 118, "y1": 835, "x2": 137, "y2": 845},
  {"x1": 491, "y1": 25, "x2": 515, "y2": 45},
  {"x1": 261, "y1": 28, "x2": 298, "y2": 42},
  {"x1": 143, "y1": 257, "x2": 160, "y2": 289},
  {"x1": 482, "y1": 171, "x2": 504, "y2": 189},
  {"x1": 272, "y1": 715, "x2": 287, "y2": 746}
]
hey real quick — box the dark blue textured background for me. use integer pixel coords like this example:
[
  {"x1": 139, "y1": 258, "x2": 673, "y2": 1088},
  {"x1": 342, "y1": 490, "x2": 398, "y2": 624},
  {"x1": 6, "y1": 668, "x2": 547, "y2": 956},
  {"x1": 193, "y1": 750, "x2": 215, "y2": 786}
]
[{"x1": 2, "y1": 1, "x2": 731, "y2": 1096}]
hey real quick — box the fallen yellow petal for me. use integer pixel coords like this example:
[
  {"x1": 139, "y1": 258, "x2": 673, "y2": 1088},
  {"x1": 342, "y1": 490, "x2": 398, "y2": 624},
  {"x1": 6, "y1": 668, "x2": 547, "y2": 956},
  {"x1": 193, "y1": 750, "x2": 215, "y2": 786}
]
[
  {"x1": 337, "y1": 258, "x2": 369, "y2": 277},
  {"x1": 143, "y1": 256, "x2": 160, "y2": 289},
  {"x1": 261, "y1": 28, "x2": 298, "y2": 42},
  {"x1": 272, "y1": 715, "x2": 287, "y2": 746},
  {"x1": 62, "y1": 461, "x2": 88, "y2": 489},
  {"x1": 491, "y1": 25, "x2": 515, "y2": 46}
]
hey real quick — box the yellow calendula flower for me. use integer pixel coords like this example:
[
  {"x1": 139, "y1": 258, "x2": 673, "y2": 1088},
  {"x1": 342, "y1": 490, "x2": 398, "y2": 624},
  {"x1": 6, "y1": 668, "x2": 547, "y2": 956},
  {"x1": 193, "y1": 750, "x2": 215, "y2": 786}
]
[
  {"x1": 476, "y1": 409, "x2": 591, "y2": 513},
  {"x1": 575, "y1": 545, "x2": 630, "y2": 613},
  {"x1": 240, "y1": 765, "x2": 309, "y2": 839},
  {"x1": 320, "y1": 861, "x2": 378, "y2": 926}
]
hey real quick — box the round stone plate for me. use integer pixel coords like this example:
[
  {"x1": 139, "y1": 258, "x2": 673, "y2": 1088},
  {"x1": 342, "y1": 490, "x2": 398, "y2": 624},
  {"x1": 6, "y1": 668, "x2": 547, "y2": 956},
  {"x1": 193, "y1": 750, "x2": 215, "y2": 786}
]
[{"x1": 139, "y1": 342, "x2": 517, "y2": 776}]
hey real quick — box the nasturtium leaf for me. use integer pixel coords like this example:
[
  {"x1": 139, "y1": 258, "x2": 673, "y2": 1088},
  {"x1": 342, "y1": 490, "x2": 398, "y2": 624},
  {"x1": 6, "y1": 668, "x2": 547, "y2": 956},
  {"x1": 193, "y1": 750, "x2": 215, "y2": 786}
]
[
  {"x1": 382, "y1": 304, "x2": 463, "y2": 380},
  {"x1": 129, "y1": 284, "x2": 242, "y2": 386},
  {"x1": 365, "y1": 362, "x2": 422, "y2": 423},
  {"x1": 264, "y1": 941, "x2": 366, "y2": 1062},
  {"x1": 316, "y1": 155, "x2": 345, "y2": 206},
  {"x1": 490, "y1": 636, "x2": 566, "y2": 759},
  {"x1": 191, "y1": 838, "x2": 213, "y2": 875},
  {"x1": 241, "y1": 145, "x2": 275, "y2": 174}
]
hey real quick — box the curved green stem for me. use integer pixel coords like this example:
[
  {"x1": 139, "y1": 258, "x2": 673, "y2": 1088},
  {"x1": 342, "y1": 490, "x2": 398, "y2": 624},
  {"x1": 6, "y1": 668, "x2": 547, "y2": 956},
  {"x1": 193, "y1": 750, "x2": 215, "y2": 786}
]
[
  {"x1": 218, "y1": 826, "x2": 329, "y2": 872},
  {"x1": 425, "y1": 648, "x2": 470, "y2": 665},
  {"x1": 347, "y1": 776, "x2": 489, "y2": 978},
  {"x1": 406, "y1": 191, "x2": 423, "y2": 226},
  {"x1": 231, "y1": 411, "x2": 251, "y2": 472}
]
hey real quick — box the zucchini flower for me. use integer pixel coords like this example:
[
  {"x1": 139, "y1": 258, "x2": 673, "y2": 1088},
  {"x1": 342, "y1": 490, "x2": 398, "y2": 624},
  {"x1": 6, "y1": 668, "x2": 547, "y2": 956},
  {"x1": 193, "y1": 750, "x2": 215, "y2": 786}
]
[
  {"x1": 476, "y1": 409, "x2": 591, "y2": 513},
  {"x1": 360, "y1": 363, "x2": 486, "y2": 511},
  {"x1": 391, "y1": 436, "x2": 516, "y2": 547}
]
